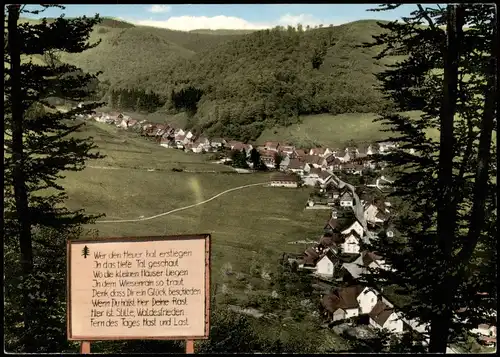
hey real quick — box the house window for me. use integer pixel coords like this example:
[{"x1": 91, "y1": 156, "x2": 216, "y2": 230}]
[{"x1": 371, "y1": 298, "x2": 374, "y2": 303}]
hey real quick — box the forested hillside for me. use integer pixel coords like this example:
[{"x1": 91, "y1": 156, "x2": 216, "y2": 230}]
[
  {"x1": 56, "y1": 19, "x2": 248, "y2": 87},
  {"x1": 132, "y1": 21, "x2": 394, "y2": 141},
  {"x1": 23, "y1": 17, "x2": 397, "y2": 141}
]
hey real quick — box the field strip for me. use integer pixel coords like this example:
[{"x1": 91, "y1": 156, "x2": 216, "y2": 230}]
[
  {"x1": 88, "y1": 165, "x2": 239, "y2": 173},
  {"x1": 96, "y1": 182, "x2": 270, "y2": 223},
  {"x1": 88, "y1": 166, "x2": 122, "y2": 170}
]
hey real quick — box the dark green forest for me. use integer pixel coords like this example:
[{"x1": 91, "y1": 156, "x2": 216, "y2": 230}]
[{"x1": 108, "y1": 88, "x2": 165, "y2": 113}]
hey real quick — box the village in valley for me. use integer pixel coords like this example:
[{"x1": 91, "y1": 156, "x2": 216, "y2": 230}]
[
  {"x1": 5, "y1": 3, "x2": 496, "y2": 354},
  {"x1": 84, "y1": 110, "x2": 398, "y2": 183},
  {"x1": 80, "y1": 109, "x2": 496, "y2": 352}
]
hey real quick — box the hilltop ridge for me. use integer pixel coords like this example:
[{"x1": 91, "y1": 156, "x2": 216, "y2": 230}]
[{"x1": 19, "y1": 17, "x2": 397, "y2": 141}]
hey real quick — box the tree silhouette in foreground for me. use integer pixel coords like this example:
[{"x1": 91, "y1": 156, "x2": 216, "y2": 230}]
[
  {"x1": 359, "y1": 3, "x2": 497, "y2": 353},
  {"x1": 4, "y1": 4, "x2": 105, "y2": 352}
]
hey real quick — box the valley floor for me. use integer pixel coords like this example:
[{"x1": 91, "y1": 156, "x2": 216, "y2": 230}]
[{"x1": 62, "y1": 121, "x2": 353, "y2": 351}]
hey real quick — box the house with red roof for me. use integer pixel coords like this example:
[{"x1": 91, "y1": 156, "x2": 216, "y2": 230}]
[
  {"x1": 303, "y1": 155, "x2": 328, "y2": 169},
  {"x1": 264, "y1": 141, "x2": 280, "y2": 152},
  {"x1": 268, "y1": 173, "x2": 300, "y2": 188},
  {"x1": 298, "y1": 247, "x2": 322, "y2": 269},
  {"x1": 175, "y1": 134, "x2": 186, "y2": 149},
  {"x1": 321, "y1": 285, "x2": 364, "y2": 322},
  {"x1": 303, "y1": 167, "x2": 333, "y2": 187},
  {"x1": 369, "y1": 300, "x2": 404, "y2": 333},
  {"x1": 309, "y1": 147, "x2": 332, "y2": 157},
  {"x1": 357, "y1": 287, "x2": 380, "y2": 314},
  {"x1": 292, "y1": 149, "x2": 307, "y2": 160},
  {"x1": 342, "y1": 162, "x2": 364, "y2": 175},
  {"x1": 260, "y1": 149, "x2": 277, "y2": 169},
  {"x1": 364, "y1": 200, "x2": 390, "y2": 225},
  {"x1": 339, "y1": 191, "x2": 354, "y2": 207},
  {"x1": 183, "y1": 143, "x2": 195, "y2": 153},
  {"x1": 326, "y1": 154, "x2": 343, "y2": 171},
  {"x1": 279, "y1": 144, "x2": 296, "y2": 157},
  {"x1": 287, "y1": 159, "x2": 304, "y2": 176},
  {"x1": 230, "y1": 141, "x2": 253, "y2": 156},
  {"x1": 186, "y1": 136, "x2": 210, "y2": 153}
]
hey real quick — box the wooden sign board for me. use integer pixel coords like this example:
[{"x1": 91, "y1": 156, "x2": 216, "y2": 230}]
[{"x1": 67, "y1": 235, "x2": 210, "y2": 341}]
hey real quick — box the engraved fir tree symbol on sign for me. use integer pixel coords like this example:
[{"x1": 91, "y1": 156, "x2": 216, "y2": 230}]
[{"x1": 82, "y1": 245, "x2": 90, "y2": 259}]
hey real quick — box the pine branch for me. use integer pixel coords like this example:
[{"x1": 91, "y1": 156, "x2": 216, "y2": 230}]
[{"x1": 367, "y1": 4, "x2": 402, "y2": 12}]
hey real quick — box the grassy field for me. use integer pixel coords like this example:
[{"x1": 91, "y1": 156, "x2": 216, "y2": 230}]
[
  {"x1": 65, "y1": 169, "x2": 325, "y2": 275},
  {"x1": 256, "y1": 111, "x2": 440, "y2": 148},
  {"x1": 31, "y1": 119, "x2": 338, "y2": 351},
  {"x1": 63, "y1": 162, "x2": 334, "y2": 349},
  {"x1": 73, "y1": 121, "x2": 231, "y2": 171},
  {"x1": 65, "y1": 120, "x2": 326, "y2": 280},
  {"x1": 62, "y1": 157, "x2": 331, "y2": 347}
]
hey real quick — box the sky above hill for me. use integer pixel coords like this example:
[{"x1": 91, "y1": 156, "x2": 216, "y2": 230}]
[{"x1": 23, "y1": 4, "x2": 420, "y2": 31}]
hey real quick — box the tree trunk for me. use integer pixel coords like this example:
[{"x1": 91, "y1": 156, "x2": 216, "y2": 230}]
[
  {"x1": 433, "y1": 8, "x2": 497, "y2": 353},
  {"x1": 454, "y1": 2, "x2": 498, "y2": 292},
  {"x1": 7, "y1": 4, "x2": 35, "y2": 352},
  {"x1": 429, "y1": 4, "x2": 464, "y2": 353},
  {"x1": 436, "y1": 4, "x2": 463, "y2": 256}
]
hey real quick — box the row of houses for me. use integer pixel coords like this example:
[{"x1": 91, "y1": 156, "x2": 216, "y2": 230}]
[
  {"x1": 88, "y1": 111, "x2": 397, "y2": 175},
  {"x1": 269, "y1": 147, "x2": 373, "y2": 175},
  {"x1": 285, "y1": 178, "x2": 411, "y2": 334},
  {"x1": 259, "y1": 141, "x2": 398, "y2": 161},
  {"x1": 87, "y1": 113, "x2": 402, "y2": 193},
  {"x1": 297, "y1": 209, "x2": 393, "y2": 274},
  {"x1": 290, "y1": 179, "x2": 495, "y2": 345},
  {"x1": 292, "y1": 180, "x2": 393, "y2": 273},
  {"x1": 91, "y1": 112, "x2": 233, "y2": 153},
  {"x1": 321, "y1": 285, "x2": 404, "y2": 333},
  {"x1": 268, "y1": 165, "x2": 388, "y2": 191}
]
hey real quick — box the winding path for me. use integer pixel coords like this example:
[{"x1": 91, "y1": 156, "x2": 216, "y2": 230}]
[{"x1": 96, "y1": 182, "x2": 269, "y2": 224}]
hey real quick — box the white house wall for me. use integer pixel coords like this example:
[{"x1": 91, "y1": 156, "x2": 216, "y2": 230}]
[
  {"x1": 333, "y1": 309, "x2": 346, "y2": 322},
  {"x1": 304, "y1": 176, "x2": 320, "y2": 186},
  {"x1": 357, "y1": 289, "x2": 378, "y2": 314},
  {"x1": 342, "y1": 221, "x2": 364, "y2": 237},
  {"x1": 341, "y1": 241, "x2": 360, "y2": 254},
  {"x1": 316, "y1": 257, "x2": 334, "y2": 276},
  {"x1": 364, "y1": 205, "x2": 379, "y2": 222},
  {"x1": 384, "y1": 314, "x2": 404, "y2": 333},
  {"x1": 345, "y1": 308, "x2": 359, "y2": 319}
]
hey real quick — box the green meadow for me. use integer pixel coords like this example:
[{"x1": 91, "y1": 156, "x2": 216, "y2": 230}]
[
  {"x1": 63, "y1": 121, "x2": 328, "y2": 301},
  {"x1": 256, "y1": 111, "x2": 440, "y2": 148}
]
